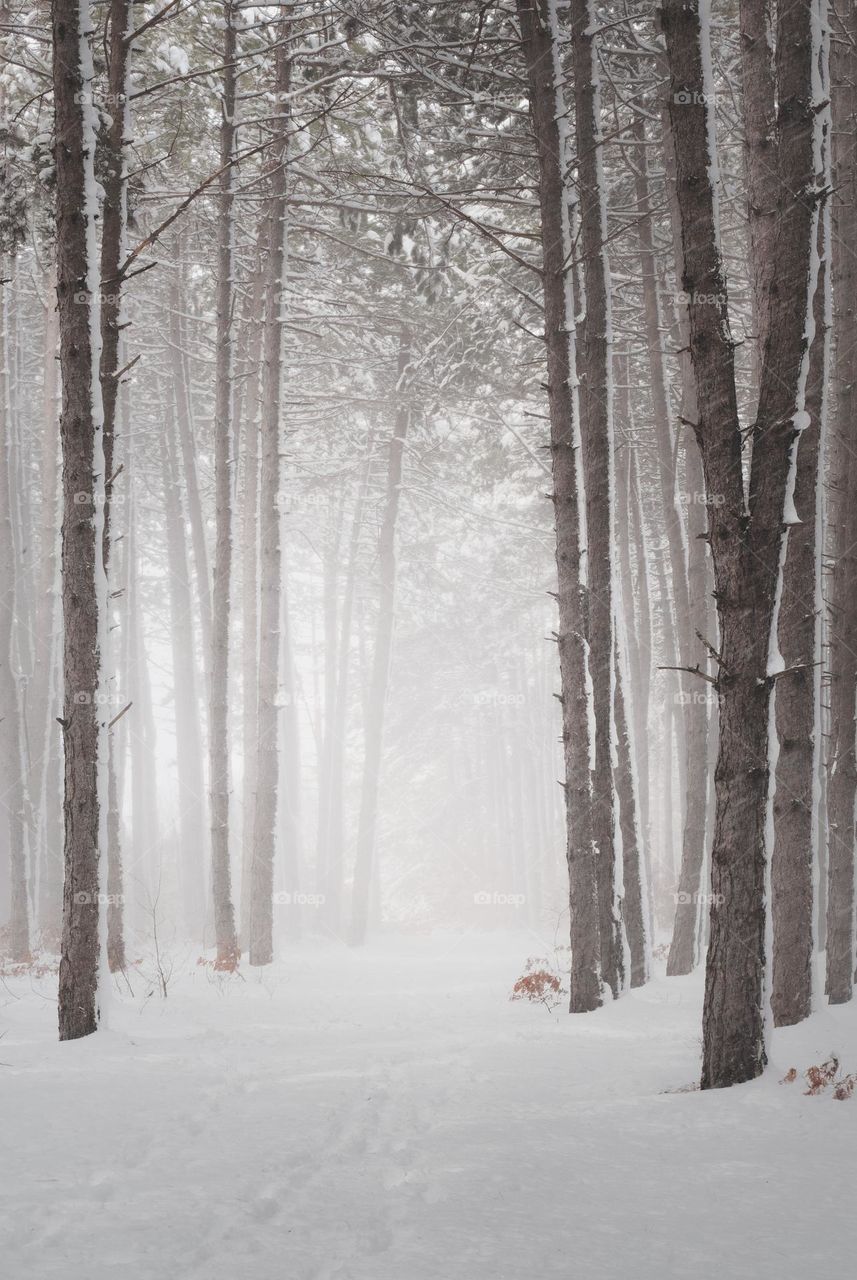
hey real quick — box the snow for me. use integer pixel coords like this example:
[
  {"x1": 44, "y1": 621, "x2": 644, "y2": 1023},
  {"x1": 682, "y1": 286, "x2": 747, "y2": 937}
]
[{"x1": 1, "y1": 935, "x2": 856, "y2": 1280}]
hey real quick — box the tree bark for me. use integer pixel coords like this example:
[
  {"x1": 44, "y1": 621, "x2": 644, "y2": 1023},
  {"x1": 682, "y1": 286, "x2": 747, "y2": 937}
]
[
  {"x1": 53, "y1": 0, "x2": 110, "y2": 1039},
  {"x1": 0, "y1": 270, "x2": 31, "y2": 962},
  {"x1": 663, "y1": 0, "x2": 821, "y2": 1086},
  {"x1": 249, "y1": 37, "x2": 292, "y2": 967},
  {"x1": 825, "y1": 0, "x2": 857, "y2": 1006},
  {"x1": 569, "y1": 0, "x2": 624, "y2": 996},
  {"x1": 516, "y1": 0, "x2": 602, "y2": 1011},
  {"x1": 772, "y1": 199, "x2": 829, "y2": 1026},
  {"x1": 208, "y1": 0, "x2": 240, "y2": 970}
]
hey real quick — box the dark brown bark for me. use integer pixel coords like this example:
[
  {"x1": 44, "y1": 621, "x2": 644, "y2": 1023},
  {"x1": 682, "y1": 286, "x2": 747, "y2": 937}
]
[
  {"x1": 739, "y1": 0, "x2": 778, "y2": 391},
  {"x1": 615, "y1": 648, "x2": 648, "y2": 987},
  {"x1": 53, "y1": 0, "x2": 104, "y2": 1038},
  {"x1": 825, "y1": 0, "x2": 857, "y2": 1006},
  {"x1": 98, "y1": 0, "x2": 132, "y2": 975},
  {"x1": 663, "y1": 0, "x2": 820, "y2": 1086},
  {"x1": 516, "y1": 0, "x2": 602, "y2": 1011},
  {"x1": 569, "y1": 0, "x2": 624, "y2": 996},
  {"x1": 657, "y1": 77, "x2": 713, "y2": 976},
  {"x1": 772, "y1": 207, "x2": 828, "y2": 1026}
]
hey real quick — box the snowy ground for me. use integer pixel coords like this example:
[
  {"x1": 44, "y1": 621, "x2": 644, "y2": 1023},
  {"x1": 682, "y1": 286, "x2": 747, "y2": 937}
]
[{"x1": 1, "y1": 932, "x2": 855, "y2": 1280}]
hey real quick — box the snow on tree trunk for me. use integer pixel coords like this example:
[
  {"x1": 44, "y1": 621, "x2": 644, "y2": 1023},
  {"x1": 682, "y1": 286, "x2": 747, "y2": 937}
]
[
  {"x1": 53, "y1": 0, "x2": 111, "y2": 1039},
  {"x1": 569, "y1": 0, "x2": 625, "y2": 997},
  {"x1": 824, "y1": 0, "x2": 857, "y2": 1006},
  {"x1": 516, "y1": 0, "x2": 602, "y2": 1011},
  {"x1": 663, "y1": 0, "x2": 822, "y2": 1087}
]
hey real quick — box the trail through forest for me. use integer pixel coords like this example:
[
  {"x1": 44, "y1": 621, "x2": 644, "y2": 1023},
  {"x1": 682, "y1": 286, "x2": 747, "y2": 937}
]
[{"x1": 2, "y1": 936, "x2": 854, "y2": 1279}]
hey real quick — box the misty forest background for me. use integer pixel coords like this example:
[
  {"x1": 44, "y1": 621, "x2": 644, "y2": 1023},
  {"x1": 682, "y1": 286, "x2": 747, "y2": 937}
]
[{"x1": 0, "y1": 0, "x2": 856, "y2": 1093}]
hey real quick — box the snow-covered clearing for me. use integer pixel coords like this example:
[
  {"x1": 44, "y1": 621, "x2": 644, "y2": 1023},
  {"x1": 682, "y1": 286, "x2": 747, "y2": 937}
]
[{"x1": 2, "y1": 934, "x2": 855, "y2": 1279}]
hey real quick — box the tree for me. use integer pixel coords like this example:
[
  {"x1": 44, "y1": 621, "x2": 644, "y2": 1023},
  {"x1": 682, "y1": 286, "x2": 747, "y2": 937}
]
[
  {"x1": 516, "y1": 0, "x2": 602, "y2": 1011},
  {"x1": 663, "y1": 0, "x2": 824, "y2": 1086},
  {"x1": 208, "y1": 0, "x2": 240, "y2": 971},
  {"x1": 249, "y1": 31, "x2": 292, "y2": 967},
  {"x1": 53, "y1": 0, "x2": 111, "y2": 1039}
]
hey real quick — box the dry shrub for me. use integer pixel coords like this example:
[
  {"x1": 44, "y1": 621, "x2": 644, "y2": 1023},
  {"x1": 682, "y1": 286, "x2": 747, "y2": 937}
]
[
  {"x1": 510, "y1": 957, "x2": 567, "y2": 1010},
  {"x1": 780, "y1": 1057, "x2": 855, "y2": 1099},
  {"x1": 804, "y1": 1057, "x2": 840, "y2": 1095}
]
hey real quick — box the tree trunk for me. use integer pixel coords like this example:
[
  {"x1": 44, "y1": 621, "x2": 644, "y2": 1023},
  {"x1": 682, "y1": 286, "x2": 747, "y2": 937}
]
[
  {"x1": 569, "y1": 0, "x2": 624, "y2": 996},
  {"x1": 0, "y1": 270, "x2": 31, "y2": 962},
  {"x1": 739, "y1": 0, "x2": 778, "y2": 394},
  {"x1": 349, "y1": 361, "x2": 410, "y2": 946},
  {"x1": 771, "y1": 197, "x2": 829, "y2": 1026},
  {"x1": 657, "y1": 78, "x2": 713, "y2": 977},
  {"x1": 825, "y1": 0, "x2": 857, "y2": 1006},
  {"x1": 614, "y1": 646, "x2": 649, "y2": 986},
  {"x1": 516, "y1": 0, "x2": 602, "y2": 1011},
  {"x1": 208, "y1": 1, "x2": 240, "y2": 970},
  {"x1": 97, "y1": 0, "x2": 133, "y2": 975},
  {"x1": 53, "y1": 0, "x2": 110, "y2": 1039},
  {"x1": 238, "y1": 239, "x2": 265, "y2": 949},
  {"x1": 663, "y1": 0, "x2": 821, "y2": 1086},
  {"x1": 249, "y1": 37, "x2": 292, "y2": 967}
]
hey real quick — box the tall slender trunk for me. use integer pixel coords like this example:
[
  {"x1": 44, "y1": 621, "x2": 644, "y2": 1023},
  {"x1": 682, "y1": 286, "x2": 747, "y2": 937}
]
[
  {"x1": 739, "y1": 0, "x2": 778, "y2": 393},
  {"x1": 31, "y1": 273, "x2": 63, "y2": 946},
  {"x1": 663, "y1": 0, "x2": 822, "y2": 1087},
  {"x1": 168, "y1": 254, "x2": 212, "y2": 667},
  {"x1": 315, "y1": 490, "x2": 343, "y2": 901},
  {"x1": 0, "y1": 268, "x2": 31, "y2": 961},
  {"x1": 160, "y1": 385, "x2": 207, "y2": 938},
  {"x1": 516, "y1": 0, "x2": 602, "y2": 1010},
  {"x1": 209, "y1": 1, "x2": 239, "y2": 969},
  {"x1": 657, "y1": 85, "x2": 713, "y2": 977},
  {"x1": 98, "y1": 0, "x2": 133, "y2": 973},
  {"x1": 570, "y1": 0, "x2": 624, "y2": 996},
  {"x1": 249, "y1": 37, "x2": 292, "y2": 967},
  {"x1": 614, "y1": 645, "x2": 649, "y2": 986},
  {"x1": 324, "y1": 444, "x2": 372, "y2": 935},
  {"x1": 772, "y1": 165, "x2": 830, "y2": 1025},
  {"x1": 349, "y1": 352, "x2": 411, "y2": 947},
  {"x1": 238, "y1": 239, "x2": 265, "y2": 948},
  {"x1": 54, "y1": 0, "x2": 110, "y2": 1039},
  {"x1": 825, "y1": 0, "x2": 857, "y2": 1005}
]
